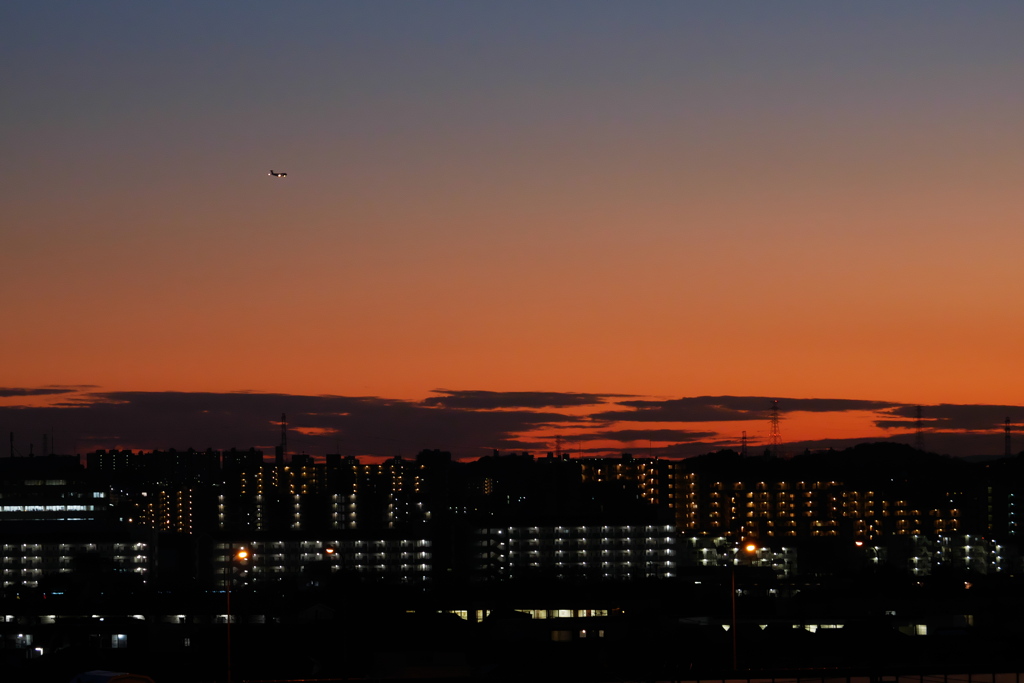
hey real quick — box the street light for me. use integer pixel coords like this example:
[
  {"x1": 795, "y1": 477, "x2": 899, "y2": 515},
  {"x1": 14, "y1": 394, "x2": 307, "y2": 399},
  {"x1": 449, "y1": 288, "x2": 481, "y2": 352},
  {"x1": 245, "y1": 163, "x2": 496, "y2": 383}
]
[
  {"x1": 322, "y1": 545, "x2": 350, "y2": 681},
  {"x1": 227, "y1": 546, "x2": 250, "y2": 683},
  {"x1": 731, "y1": 541, "x2": 758, "y2": 671}
]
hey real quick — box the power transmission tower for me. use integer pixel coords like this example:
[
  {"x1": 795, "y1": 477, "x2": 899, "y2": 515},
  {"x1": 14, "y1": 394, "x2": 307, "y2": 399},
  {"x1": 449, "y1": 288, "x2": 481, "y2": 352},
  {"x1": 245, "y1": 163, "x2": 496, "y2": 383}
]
[
  {"x1": 915, "y1": 406, "x2": 924, "y2": 451},
  {"x1": 768, "y1": 400, "x2": 781, "y2": 457}
]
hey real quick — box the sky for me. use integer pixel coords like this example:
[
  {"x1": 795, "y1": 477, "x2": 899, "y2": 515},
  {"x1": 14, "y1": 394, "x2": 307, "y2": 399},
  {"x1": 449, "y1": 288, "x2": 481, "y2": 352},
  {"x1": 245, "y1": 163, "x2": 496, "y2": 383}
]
[{"x1": 3, "y1": 2, "x2": 1023, "y2": 459}]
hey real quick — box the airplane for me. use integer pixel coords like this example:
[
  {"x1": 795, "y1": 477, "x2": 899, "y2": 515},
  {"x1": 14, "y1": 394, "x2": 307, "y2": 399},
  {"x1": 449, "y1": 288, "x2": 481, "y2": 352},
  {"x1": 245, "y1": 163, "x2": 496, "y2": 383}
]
[{"x1": 268, "y1": 170, "x2": 287, "y2": 177}]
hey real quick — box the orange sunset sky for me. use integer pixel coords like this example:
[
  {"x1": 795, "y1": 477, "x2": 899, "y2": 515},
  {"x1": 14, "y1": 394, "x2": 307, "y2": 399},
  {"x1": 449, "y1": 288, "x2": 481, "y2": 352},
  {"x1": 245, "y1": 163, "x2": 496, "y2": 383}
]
[{"x1": 3, "y1": 3, "x2": 1023, "y2": 459}]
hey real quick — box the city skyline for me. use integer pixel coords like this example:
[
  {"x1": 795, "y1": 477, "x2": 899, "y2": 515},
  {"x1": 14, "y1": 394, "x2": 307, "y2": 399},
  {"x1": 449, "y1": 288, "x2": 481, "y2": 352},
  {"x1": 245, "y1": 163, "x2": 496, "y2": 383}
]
[{"x1": 4, "y1": 3, "x2": 1023, "y2": 459}]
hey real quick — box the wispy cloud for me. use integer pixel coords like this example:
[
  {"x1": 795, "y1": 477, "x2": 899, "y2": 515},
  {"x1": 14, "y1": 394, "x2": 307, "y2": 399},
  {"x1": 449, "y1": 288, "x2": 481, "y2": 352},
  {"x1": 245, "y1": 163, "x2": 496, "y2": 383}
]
[
  {"x1": 423, "y1": 389, "x2": 621, "y2": 410},
  {"x1": 0, "y1": 386, "x2": 80, "y2": 398}
]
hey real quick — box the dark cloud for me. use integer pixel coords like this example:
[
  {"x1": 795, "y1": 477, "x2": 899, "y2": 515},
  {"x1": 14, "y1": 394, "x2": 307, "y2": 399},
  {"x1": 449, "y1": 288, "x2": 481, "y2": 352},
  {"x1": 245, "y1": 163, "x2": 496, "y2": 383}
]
[
  {"x1": 0, "y1": 391, "x2": 579, "y2": 460},
  {"x1": 593, "y1": 396, "x2": 899, "y2": 423},
  {"x1": 577, "y1": 428, "x2": 718, "y2": 443},
  {"x1": 2, "y1": 390, "x2": 1018, "y2": 461},
  {"x1": 642, "y1": 440, "x2": 738, "y2": 458},
  {"x1": 877, "y1": 404, "x2": 1024, "y2": 432},
  {"x1": 874, "y1": 420, "x2": 917, "y2": 430},
  {"x1": 423, "y1": 389, "x2": 620, "y2": 410},
  {"x1": 0, "y1": 387, "x2": 79, "y2": 398}
]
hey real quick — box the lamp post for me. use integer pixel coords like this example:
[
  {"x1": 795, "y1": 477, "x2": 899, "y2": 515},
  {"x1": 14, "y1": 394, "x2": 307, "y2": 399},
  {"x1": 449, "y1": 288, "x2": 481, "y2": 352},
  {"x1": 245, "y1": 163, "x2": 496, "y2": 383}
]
[
  {"x1": 322, "y1": 545, "x2": 347, "y2": 681},
  {"x1": 226, "y1": 547, "x2": 250, "y2": 683},
  {"x1": 731, "y1": 542, "x2": 758, "y2": 671}
]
